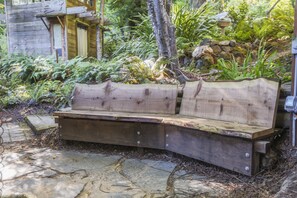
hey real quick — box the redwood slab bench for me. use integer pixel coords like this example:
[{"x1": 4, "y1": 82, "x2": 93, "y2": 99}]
[{"x1": 54, "y1": 78, "x2": 280, "y2": 176}]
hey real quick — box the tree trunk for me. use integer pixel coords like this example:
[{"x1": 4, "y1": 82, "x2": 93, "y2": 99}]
[
  {"x1": 147, "y1": 0, "x2": 187, "y2": 82},
  {"x1": 97, "y1": 0, "x2": 105, "y2": 60}
]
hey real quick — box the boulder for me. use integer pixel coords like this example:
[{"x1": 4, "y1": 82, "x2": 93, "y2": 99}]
[
  {"x1": 192, "y1": 45, "x2": 213, "y2": 59},
  {"x1": 202, "y1": 54, "x2": 215, "y2": 65},
  {"x1": 195, "y1": 59, "x2": 204, "y2": 69},
  {"x1": 219, "y1": 40, "x2": 230, "y2": 46},
  {"x1": 222, "y1": 46, "x2": 232, "y2": 53},
  {"x1": 212, "y1": 45, "x2": 222, "y2": 54},
  {"x1": 229, "y1": 40, "x2": 236, "y2": 47},
  {"x1": 218, "y1": 51, "x2": 232, "y2": 60}
]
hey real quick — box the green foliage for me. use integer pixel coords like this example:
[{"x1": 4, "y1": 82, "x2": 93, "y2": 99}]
[
  {"x1": 215, "y1": 43, "x2": 290, "y2": 81},
  {"x1": 255, "y1": 2, "x2": 294, "y2": 40},
  {"x1": 0, "y1": 54, "x2": 164, "y2": 107},
  {"x1": 172, "y1": 2, "x2": 219, "y2": 48},
  {"x1": 226, "y1": 0, "x2": 294, "y2": 42},
  {"x1": 104, "y1": 14, "x2": 157, "y2": 59},
  {"x1": 105, "y1": 0, "x2": 147, "y2": 28}
]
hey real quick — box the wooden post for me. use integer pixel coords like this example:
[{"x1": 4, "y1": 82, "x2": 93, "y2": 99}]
[{"x1": 97, "y1": 0, "x2": 104, "y2": 60}]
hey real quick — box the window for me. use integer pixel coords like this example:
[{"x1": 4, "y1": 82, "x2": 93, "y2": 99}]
[
  {"x1": 77, "y1": 24, "x2": 88, "y2": 57},
  {"x1": 53, "y1": 24, "x2": 62, "y2": 56}
]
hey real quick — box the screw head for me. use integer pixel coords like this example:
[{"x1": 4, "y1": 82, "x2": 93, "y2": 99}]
[
  {"x1": 166, "y1": 144, "x2": 169, "y2": 147},
  {"x1": 245, "y1": 153, "x2": 250, "y2": 158},
  {"x1": 137, "y1": 131, "x2": 141, "y2": 135},
  {"x1": 137, "y1": 141, "x2": 140, "y2": 144},
  {"x1": 245, "y1": 166, "x2": 250, "y2": 171},
  {"x1": 166, "y1": 134, "x2": 169, "y2": 138}
]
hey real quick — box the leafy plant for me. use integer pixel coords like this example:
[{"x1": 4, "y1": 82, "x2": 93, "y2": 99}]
[
  {"x1": 215, "y1": 42, "x2": 289, "y2": 81},
  {"x1": 172, "y1": 2, "x2": 219, "y2": 46}
]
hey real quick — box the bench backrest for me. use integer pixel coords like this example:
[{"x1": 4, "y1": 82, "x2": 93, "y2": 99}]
[
  {"x1": 180, "y1": 78, "x2": 280, "y2": 128},
  {"x1": 72, "y1": 81, "x2": 178, "y2": 115}
]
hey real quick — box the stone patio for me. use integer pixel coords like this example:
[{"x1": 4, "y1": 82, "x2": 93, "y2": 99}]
[
  {"x1": 1, "y1": 122, "x2": 33, "y2": 143},
  {"x1": 2, "y1": 148, "x2": 231, "y2": 198}
]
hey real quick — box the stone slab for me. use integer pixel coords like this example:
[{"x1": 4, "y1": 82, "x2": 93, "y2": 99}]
[
  {"x1": 3, "y1": 148, "x2": 233, "y2": 197},
  {"x1": 25, "y1": 115, "x2": 58, "y2": 134},
  {"x1": 2, "y1": 122, "x2": 33, "y2": 143}
]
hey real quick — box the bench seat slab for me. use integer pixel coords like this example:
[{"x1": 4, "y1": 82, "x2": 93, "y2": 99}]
[{"x1": 55, "y1": 110, "x2": 274, "y2": 140}]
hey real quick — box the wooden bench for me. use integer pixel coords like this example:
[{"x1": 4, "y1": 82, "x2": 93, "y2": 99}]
[{"x1": 54, "y1": 78, "x2": 280, "y2": 176}]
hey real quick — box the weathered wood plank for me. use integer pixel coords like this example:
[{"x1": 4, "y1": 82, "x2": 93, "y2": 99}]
[
  {"x1": 72, "y1": 81, "x2": 178, "y2": 115},
  {"x1": 165, "y1": 125, "x2": 255, "y2": 176},
  {"x1": 254, "y1": 141, "x2": 270, "y2": 154},
  {"x1": 54, "y1": 110, "x2": 274, "y2": 139},
  {"x1": 67, "y1": 6, "x2": 87, "y2": 15},
  {"x1": 59, "y1": 118, "x2": 165, "y2": 149},
  {"x1": 180, "y1": 78, "x2": 280, "y2": 128}
]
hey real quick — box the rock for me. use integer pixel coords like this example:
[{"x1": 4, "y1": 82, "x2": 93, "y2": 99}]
[
  {"x1": 222, "y1": 46, "x2": 232, "y2": 53},
  {"x1": 275, "y1": 172, "x2": 297, "y2": 198},
  {"x1": 218, "y1": 51, "x2": 232, "y2": 60},
  {"x1": 233, "y1": 46, "x2": 247, "y2": 56},
  {"x1": 25, "y1": 115, "x2": 58, "y2": 134},
  {"x1": 210, "y1": 40, "x2": 220, "y2": 46},
  {"x1": 122, "y1": 159, "x2": 176, "y2": 193},
  {"x1": 229, "y1": 40, "x2": 236, "y2": 47},
  {"x1": 202, "y1": 54, "x2": 215, "y2": 65},
  {"x1": 212, "y1": 45, "x2": 222, "y2": 54},
  {"x1": 180, "y1": 56, "x2": 192, "y2": 66},
  {"x1": 219, "y1": 40, "x2": 230, "y2": 46},
  {"x1": 200, "y1": 38, "x2": 211, "y2": 46},
  {"x1": 3, "y1": 177, "x2": 86, "y2": 198},
  {"x1": 192, "y1": 45, "x2": 213, "y2": 59},
  {"x1": 174, "y1": 179, "x2": 229, "y2": 197},
  {"x1": 235, "y1": 56, "x2": 244, "y2": 64},
  {"x1": 280, "y1": 82, "x2": 292, "y2": 97},
  {"x1": 195, "y1": 59, "x2": 204, "y2": 69}
]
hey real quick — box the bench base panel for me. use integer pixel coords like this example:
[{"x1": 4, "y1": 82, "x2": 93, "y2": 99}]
[{"x1": 59, "y1": 117, "x2": 262, "y2": 176}]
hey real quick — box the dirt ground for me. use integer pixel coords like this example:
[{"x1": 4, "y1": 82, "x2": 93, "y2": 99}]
[{"x1": 2, "y1": 104, "x2": 297, "y2": 198}]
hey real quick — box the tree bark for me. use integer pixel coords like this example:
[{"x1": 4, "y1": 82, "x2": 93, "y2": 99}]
[
  {"x1": 147, "y1": 0, "x2": 183, "y2": 81},
  {"x1": 97, "y1": 0, "x2": 105, "y2": 60}
]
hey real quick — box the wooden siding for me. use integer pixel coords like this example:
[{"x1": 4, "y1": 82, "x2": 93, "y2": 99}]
[
  {"x1": 5, "y1": 0, "x2": 52, "y2": 56},
  {"x1": 66, "y1": 15, "x2": 97, "y2": 59},
  {"x1": 5, "y1": 0, "x2": 97, "y2": 59}
]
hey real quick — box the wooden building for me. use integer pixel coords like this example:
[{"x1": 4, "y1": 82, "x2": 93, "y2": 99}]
[{"x1": 4, "y1": 0, "x2": 101, "y2": 59}]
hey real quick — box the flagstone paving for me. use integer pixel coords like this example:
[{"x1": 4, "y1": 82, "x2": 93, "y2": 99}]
[
  {"x1": 2, "y1": 148, "x2": 231, "y2": 198},
  {"x1": 2, "y1": 122, "x2": 33, "y2": 143}
]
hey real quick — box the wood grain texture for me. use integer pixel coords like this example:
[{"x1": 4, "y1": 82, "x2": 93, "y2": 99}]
[
  {"x1": 60, "y1": 118, "x2": 165, "y2": 149},
  {"x1": 180, "y1": 78, "x2": 280, "y2": 128},
  {"x1": 71, "y1": 81, "x2": 178, "y2": 115},
  {"x1": 54, "y1": 110, "x2": 274, "y2": 139},
  {"x1": 5, "y1": 0, "x2": 97, "y2": 59},
  {"x1": 165, "y1": 125, "x2": 255, "y2": 176}
]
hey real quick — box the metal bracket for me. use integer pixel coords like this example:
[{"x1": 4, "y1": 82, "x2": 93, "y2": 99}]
[
  {"x1": 135, "y1": 122, "x2": 142, "y2": 146},
  {"x1": 285, "y1": 96, "x2": 297, "y2": 113},
  {"x1": 40, "y1": 17, "x2": 50, "y2": 32}
]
